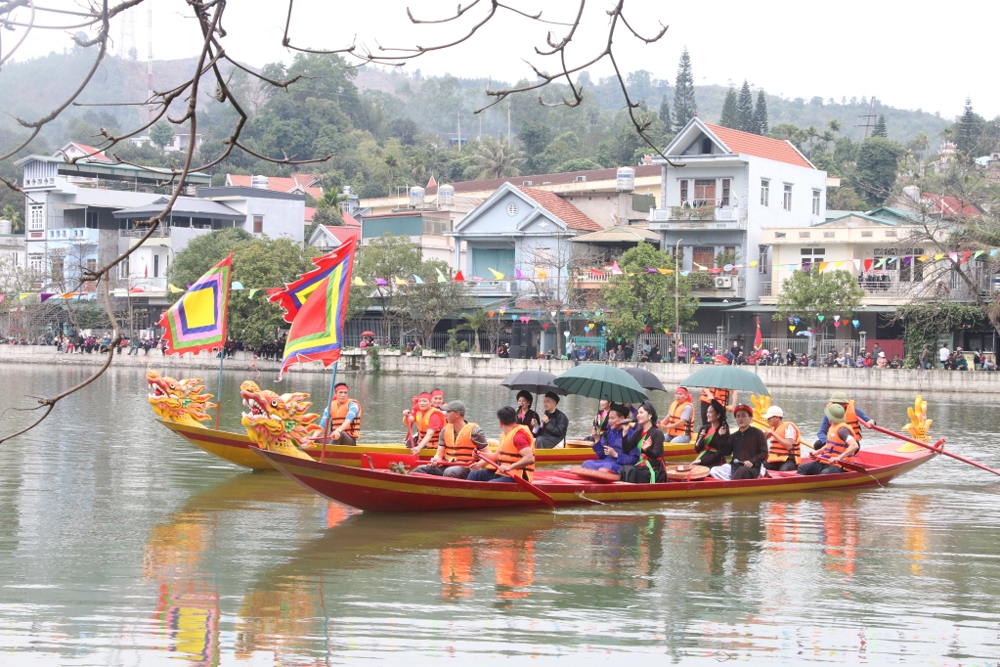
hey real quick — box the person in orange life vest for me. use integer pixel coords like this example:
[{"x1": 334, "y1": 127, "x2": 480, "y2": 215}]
[
  {"x1": 322, "y1": 382, "x2": 361, "y2": 446},
  {"x1": 411, "y1": 400, "x2": 489, "y2": 479},
  {"x1": 404, "y1": 392, "x2": 445, "y2": 455},
  {"x1": 709, "y1": 405, "x2": 767, "y2": 480},
  {"x1": 693, "y1": 399, "x2": 731, "y2": 468},
  {"x1": 515, "y1": 391, "x2": 540, "y2": 428},
  {"x1": 590, "y1": 398, "x2": 612, "y2": 442},
  {"x1": 813, "y1": 390, "x2": 874, "y2": 449},
  {"x1": 618, "y1": 400, "x2": 667, "y2": 483},
  {"x1": 658, "y1": 387, "x2": 694, "y2": 443},
  {"x1": 798, "y1": 403, "x2": 860, "y2": 475},
  {"x1": 467, "y1": 406, "x2": 535, "y2": 482},
  {"x1": 762, "y1": 405, "x2": 801, "y2": 472},
  {"x1": 698, "y1": 355, "x2": 738, "y2": 425},
  {"x1": 582, "y1": 404, "x2": 638, "y2": 473}
]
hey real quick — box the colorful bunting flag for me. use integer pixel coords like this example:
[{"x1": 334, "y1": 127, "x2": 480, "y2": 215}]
[
  {"x1": 536, "y1": 269, "x2": 547, "y2": 279},
  {"x1": 610, "y1": 261, "x2": 623, "y2": 275},
  {"x1": 749, "y1": 261, "x2": 758, "y2": 268},
  {"x1": 488, "y1": 268, "x2": 504, "y2": 280},
  {"x1": 168, "y1": 284, "x2": 185, "y2": 293},
  {"x1": 413, "y1": 274, "x2": 425, "y2": 284},
  {"x1": 232, "y1": 281, "x2": 244, "y2": 290},
  {"x1": 657, "y1": 268, "x2": 674, "y2": 275},
  {"x1": 435, "y1": 268, "x2": 447, "y2": 283},
  {"x1": 40, "y1": 293, "x2": 53, "y2": 302},
  {"x1": 279, "y1": 239, "x2": 356, "y2": 377},
  {"x1": 394, "y1": 276, "x2": 407, "y2": 286},
  {"x1": 248, "y1": 289, "x2": 259, "y2": 298},
  {"x1": 158, "y1": 254, "x2": 232, "y2": 356},
  {"x1": 374, "y1": 278, "x2": 388, "y2": 286},
  {"x1": 353, "y1": 277, "x2": 366, "y2": 286},
  {"x1": 454, "y1": 271, "x2": 465, "y2": 282},
  {"x1": 271, "y1": 251, "x2": 355, "y2": 324},
  {"x1": 515, "y1": 268, "x2": 525, "y2": 280}
]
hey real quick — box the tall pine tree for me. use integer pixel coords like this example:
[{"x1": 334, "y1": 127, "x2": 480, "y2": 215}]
[
  {"x1": 955, "y1": 97, "x2": 983, "y2": 157},
  {"x1": 719, "y1": 88, "x2": 738, "y2": 129},
  {"x1": 736, "y1": 80, "x2": 755, "y2": 133},
  {"x1": 672, "y1": 48, "x2": 697, "y2": 131},
  {"x1": 872, "y1": 114, "x2": 888, "y2": 138},
  {"x1": 753, "y1": 90, "x2": 768, "y2": 135},
  {"x1": 658, "y1": 93, "x2": 672, "y2": 130}
]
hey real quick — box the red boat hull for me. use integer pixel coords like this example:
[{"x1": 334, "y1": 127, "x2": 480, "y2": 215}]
[{"x1": 254, "y1": 443, "x2": 936, "y2": 512}]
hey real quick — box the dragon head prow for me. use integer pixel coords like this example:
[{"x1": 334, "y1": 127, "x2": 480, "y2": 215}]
[
  {"x1": 148, "y1": 370, "x2": 216, "y2": 426},
  {"x1": 240, "y1": 381, "x2": 321, "y2": 457}
]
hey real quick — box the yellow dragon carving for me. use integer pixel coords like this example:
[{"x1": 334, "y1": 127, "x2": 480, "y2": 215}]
[
  {"x1": 147, "y1": 370, "x2": 217, "y2": 427},
  {"x1": 240, "y1": 381, "x2": 322, "y2": 460},
  {"x1": 899, "y1": 394, "x2": 932, "y2": 452}
]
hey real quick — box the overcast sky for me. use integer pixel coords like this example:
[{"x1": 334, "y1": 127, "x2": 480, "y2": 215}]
[{"x1": 10, "y1": 0, "x2": 997, "y2": 121}]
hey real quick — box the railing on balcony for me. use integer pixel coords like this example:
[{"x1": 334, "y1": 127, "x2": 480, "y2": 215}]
[
  {"x1": 647, "y1": 205, "x2": 746, "y2": 228},
  {"x1": 47, "y1": 227, "x2": 98, "y2": 243},
  {"x1": 469, "y1": 280, "x2": 513, "y2": 295},
  {"x1": 120, "y1": 226, "x2": 171, "y2": 238},
  {"x1": 856, "y1": 270, "x2": 990, "y2": 301}
]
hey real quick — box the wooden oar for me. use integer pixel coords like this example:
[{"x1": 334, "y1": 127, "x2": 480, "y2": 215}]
[
  {"x1": 473, "y1": 451, "x2": 556, "y2": 509},
  {"x1": 865, "y1": 423, "x2": 1000, "y2": 477}
]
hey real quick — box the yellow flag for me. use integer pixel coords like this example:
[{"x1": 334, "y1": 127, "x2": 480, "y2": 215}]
[
  {"x1": 353, "y1": 277, "x2": 366, "y2": 286},
  {"x1": 168, "y1": 283, "x2": 185, "y2": 293},
  {"x1": 833, "y1": 261, "x2": 843, "y2": 268},
  {"x1": 934, "y1": 254, "x2": 944, "y2": 260},
  {"x1": 749, "y1": 260, "x2": 758, "y2": 268},
  {"x1": 693, "y1": 263, "x2": 706, "y2": 271},
  {"x1": 394, "y1": 276, "x2": 407, "y2": 286},
  {"x1": 819, "y1": 261, "x2": 830, "y2": 272},
  {"x1": 536, "y1": 269, "x2": 547, "y2": 279},
  {"x1": 488, "y1": 268, "x2": 505, "y2": 280},
  {"x1": 657, "y1": 268, "x2": 674, "y2": 275},
  {"x1": 19, "y1": 293, "x2": 31, "y2": 300},
  {"x1": 918, "y1": 255, "x2": 930, "y2": 262}
]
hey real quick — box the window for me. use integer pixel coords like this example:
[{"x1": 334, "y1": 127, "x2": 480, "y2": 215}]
[
  {"x1": 507, "y1": 203, "x2": 518, "y2": 216},
  {"x1": 51, "y1": 257, "x2": 64, "y2": 285},
  {"x1": 693, "y1": 179, "x2": 716, "y2": 206},
  {"x1": 119, "y1": 256, "x2": 129, "y2": 280},
  {"x1": 800, "y1": 247, "x2": 825, "y2": 271},
  {"x1": 721, "y1": 179, "x2": 731, "y2": 206},
  {"x1": 701, "y1": 138, "x2": 712, "y2": 154},
  {"x1": 897, "y1": 248, "x2": 925, "y2": 282},
  {"x1": 758, "y1": 245, "x2": 770, "y2": 274},
  {"x1": 29, "y1": 254, "x2": 44, "y2": 274},
  {"x1": 783, "y1": 184, "x2": 793, "y2": 211},
  {"x1": 252, "y1": 215, "x2": 263, "y2": 234},
  {"x1": 85, "y1": 259, "x2": 96, "y2": 280},
  {"x1": 760, "y1": 179, "x2": 769, "y2": 206},
  {"x1": 29, "y1": 205, "x2": 44, "y2": 230},
  {"x1": 679, "y1": 180, "x2": 688, "y2": 204},
  {"x1": 86, "y1": 209, "x2": 100, "y2": 229},
  {"x1": 692, "y1": 246, "x2": 715, "y2": 269},
  {"x1": 812, "y1": 189, "x2": 821, "y2": 216},
  {"x1": 153, "y1": 254, "x2": 159, "y2": 278}
]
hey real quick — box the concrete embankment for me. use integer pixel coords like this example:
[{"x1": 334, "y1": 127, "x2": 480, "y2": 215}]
[{"x1": 2, "y1": 344, "x2": 997, "y2": 396}]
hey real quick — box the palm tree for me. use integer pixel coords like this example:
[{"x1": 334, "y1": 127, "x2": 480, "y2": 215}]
[
  {"x1": 458, "y1": 309, "x2": 490, "y2": 353},
  {"x1": 470, "y1": 137, "x2": 525, "y2": 180},
  {"x1": 384, "y1": 153, "x2": 400, "y2": 185},
  {"x1": 827, "y1": 119, "x2": 842, "y2": 133}
]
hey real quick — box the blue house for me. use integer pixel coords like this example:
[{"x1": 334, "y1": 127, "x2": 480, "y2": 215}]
[{"x1": 447, "y1": 183, "x2": 601, "y2": 301}]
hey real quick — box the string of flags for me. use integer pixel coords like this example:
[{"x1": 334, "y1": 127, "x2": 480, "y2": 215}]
[{"x1": 4, "y1": 248, "x2": 995, "y2": 305}]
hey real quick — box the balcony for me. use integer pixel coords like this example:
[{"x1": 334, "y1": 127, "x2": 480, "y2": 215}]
[
  {"x1": 46, "y1": 227, "x2": 99, "y2": 244},
  {"x1": 647, "y1": 204, "x2": 746, "y2": 231},
  {"x1": 468, "y1": 280, "x2": 514, "y2": 297},
  {"x1": 120, "y1": 226, "x2": 171, "y2": 238}
]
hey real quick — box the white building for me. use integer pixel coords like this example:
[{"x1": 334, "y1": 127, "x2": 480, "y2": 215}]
[{"x1": 649, "y1": 117, "x2": 828, "y2": 311}]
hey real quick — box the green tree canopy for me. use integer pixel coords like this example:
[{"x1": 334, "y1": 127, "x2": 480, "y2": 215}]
[
  {"x1": 399, "y1": 258, "x2": 470, "y2": 349},
  {"x1": 753, "y1": 90, "x2": 769, "y2": 135},
  {"x1": 736, "y1": 80, "x2": 755, "y2": 133},
  {"x1": 854, "y1": 137, "x2": 904, "y2": 205},
  {"x1": 597, "y1": 243, "x2": 698, "y2": 357},
  {"x1": 872, "y1": 114, "x2": 888, "y2": 138},
  {"x1": 351, "y1": 233, "x2": 423, "y2": 340},
  {"x1": 719, "y1": 87, "x2": 738, "y2": 129},
  {"x1": 775, "y1": 267, "x2": 864, "y2": 335},
  {"x1": 469, "y1": 137, "x2": 525, "y2": 179},
  {"x1": 149, "y1": 121, "x2": 174, "y2": 148},
  {"x1": 672, "y1": 48, "x2": 696, "y2": 131}
]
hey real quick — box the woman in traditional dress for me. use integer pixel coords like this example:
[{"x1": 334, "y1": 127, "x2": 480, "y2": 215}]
[
  {"x1": 581, "y1": 404, "x2": 637, "y2": 473},
  {"x1": 514, "y1": 390, "x2": 540, "y2": 428},
  {"x1": 693, "y1": 399, "x2": 731, "y2": 469},
  {"x1": 618, "y1": 401, "x2": 666, "y2": 483}
]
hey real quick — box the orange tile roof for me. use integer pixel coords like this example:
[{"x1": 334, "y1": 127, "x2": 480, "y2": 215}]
[
  {"x1": 226, "y1": 173, "x2": 322, "y2": 200},
  {"x1": 518, "y1": 187, "x2": 602, "y2": 232},
  {"x1": 341, "y1": 212, "x2": 361, "y2": 228},
  {"x1": 703, "y1": 123, "x2": 814, "y2": 169},
  {"x1": 304, "y1": 206, "x2": 316, "y2": 222},
  {"x1": 324, "y1": 225, "x2": 361, "y2": 245}
]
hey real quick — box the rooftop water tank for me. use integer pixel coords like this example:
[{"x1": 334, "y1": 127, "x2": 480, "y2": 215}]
[
  {"x1": 342, "y1": 185, "x2": 353, "y2": 196},
  {"x1": 438, "y1": 184, "x2": 454, "y2": 206},
  {"x1": 250, "y1": 175, "x2": 269, "y2": 189},
  {"x1": 409, "y1": 186, "x2": 425, "y2": 208},
  {"x1": 616, "y1": 167, "x2": 635, "y2": 192},
  {"x1": 902, "y1": 185, "x2": 920, "y2": 202},
  {"x1": 0, "y1": 219, "x2": 11, "y2": 234}
]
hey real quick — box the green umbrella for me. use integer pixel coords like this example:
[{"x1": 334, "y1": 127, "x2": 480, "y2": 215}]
[
  {"x1": 553, "y1": 364, "x2": 649, "y2": 404},
  {"x1": 681, "y1": 365, "x2": 770, "y2": 396}
]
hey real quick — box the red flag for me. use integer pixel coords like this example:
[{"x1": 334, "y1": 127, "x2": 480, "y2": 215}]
[
  {"x1": 754, "y1": 316, "x2": 762, "y2": 351},
  {"x1": 454, "y1": 271, "x2": 465, "y2": 282}
]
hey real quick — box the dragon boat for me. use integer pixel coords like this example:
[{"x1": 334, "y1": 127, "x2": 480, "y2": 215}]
[
  {"x1": 147, "y1": 370, "x2": 696, "y2": 470},
  {"x1": 254, "y1": 441, "x2": 938, "y2": 512}
]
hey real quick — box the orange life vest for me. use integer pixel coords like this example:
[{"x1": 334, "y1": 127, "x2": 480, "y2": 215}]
[
  {"x1": 329, "y1": 398, "x2": 361, "y2": 438},
  {"x1": 699, "y1": 387, "x2": 730, "y2": 406},
  {"x1": 843, "y1": 400, "x2": 863, "y2": 441},
  {"x1": 497, "y1": 424, "x2": 535, "y2": 481},
  {"x1": 665, "y1": 399, "x2": 693, "y2": 438},
  {"x1": 766, "y1": 420, "x2": 801, "y2": 464},
  {"x1": 816, "y1": 422, "x2": 855, "y2": 466},
  {"x1": 442, "y1": 422, "x2": 478, "y2": 463},
  {"x1": 414, "y1": 408, "x2": 445, "y2": 444}
]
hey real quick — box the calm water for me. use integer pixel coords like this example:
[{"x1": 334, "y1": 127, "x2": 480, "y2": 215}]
[{"x1": 1, "y1": 364, "x2": 999, "y2": 665}]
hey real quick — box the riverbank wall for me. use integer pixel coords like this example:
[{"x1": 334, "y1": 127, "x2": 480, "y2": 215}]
[{"x1": 2, "y1": 344, "x2": 997, "y2": 395}]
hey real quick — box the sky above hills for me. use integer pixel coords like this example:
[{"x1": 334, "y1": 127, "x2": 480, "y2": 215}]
[{"x1": 8, "y1": 0, "x2": 996, "y2": 120}]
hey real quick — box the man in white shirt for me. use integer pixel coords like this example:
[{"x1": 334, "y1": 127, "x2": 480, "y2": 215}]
[{"x1": 938, "y1": 345, "x2": 950, "y2": 369}]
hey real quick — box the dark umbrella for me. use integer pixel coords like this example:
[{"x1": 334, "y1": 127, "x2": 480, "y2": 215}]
[
  {"x1": 622, "y1": 366, "x2": 667, "y2": 392},
  {"x1": 500, "y1": 370, "x2": 567, "y2": 396},
  {"x1": 553, "y1": 364, "x2": 648, "y2": 404},
  {"x1": 682, "y1": 365, "x2": 770, "y2": 396}
]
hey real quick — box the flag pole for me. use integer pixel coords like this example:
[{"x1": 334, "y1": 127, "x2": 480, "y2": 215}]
[
  {"x1": 215, "y1": 343, "x2": 225, "y2": 430},
  {"x1": 216, "y1": 253, "x2": 232, "y2": 430},
  {"x1": 319, "y1": 361, "x2": 339, "y2": 462}
]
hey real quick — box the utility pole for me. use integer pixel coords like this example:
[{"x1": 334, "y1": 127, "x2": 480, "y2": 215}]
[
  {"x1": 147, "y1": 3, "x2": 153, "y2": 121},
  {"x1": 674, "y1": 237, "x2": 682, "y2": 347},
  {"x1": 457, "y1": 112, "x2": 461, "y2": 151},
  {"x1": 855, "y1": 96, "x2": 877, "y2": 138},
  {"x1": 507, "y1": 99, "x2": 511, "y2": 145}
]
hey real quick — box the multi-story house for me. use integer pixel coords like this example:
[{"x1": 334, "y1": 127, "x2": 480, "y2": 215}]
[{"x1": 647, "y1": 117, "x2": 829, "y2": 333}]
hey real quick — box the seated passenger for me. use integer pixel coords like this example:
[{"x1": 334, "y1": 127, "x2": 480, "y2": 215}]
[
  {"x1": 692, "y1": 400, "x2": 731, "y2": 468},
  {"x1": 709, "y1": 405, "x2": 767, "y2": 480},
  {"x1": 591, "y1": 398, "x2": 612, "y2": 442},
  {"x1": 404, "y1": 392, "x2": 445, "y2": 455},
  {"x1": 533, "y1": 392, "x2": 569, "y2": 449},
  {"x1": 658, "y1": 387, "x2": 694, "y2": 443},
  {"x1": 411, "y1": 400, "x2": 488, "y2": 479},
  {"x1": 618, "y1": 400, "x2": 667, "y2": 484},
  {"x1": 321, "y1": 381, "x2": 361, "y2": 446},
  {"x1": 762, "y1": 405, "x2": 801, "y2": 472},
  {"x1": 798, "y1": 404, "x2": 860, "y2": 475},
  {"x1": 468, "y1": 406, "x2": 535, "y2": 483},
  {"x1": 514, "y1": 390, "x2": 540, "y2": 428},
  {"x1": 581, "y1": 404, "x2": 637, "y2": 473}
]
